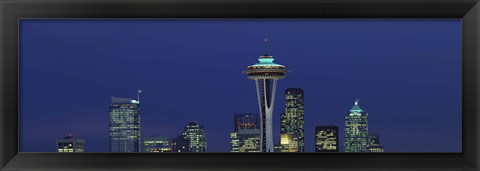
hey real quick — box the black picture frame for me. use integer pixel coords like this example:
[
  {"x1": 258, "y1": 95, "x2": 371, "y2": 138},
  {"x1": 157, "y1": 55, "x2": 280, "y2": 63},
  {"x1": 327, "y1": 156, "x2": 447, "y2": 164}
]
[{"x1": 1, "y1": 0, "x2": 479, "y2": 170}]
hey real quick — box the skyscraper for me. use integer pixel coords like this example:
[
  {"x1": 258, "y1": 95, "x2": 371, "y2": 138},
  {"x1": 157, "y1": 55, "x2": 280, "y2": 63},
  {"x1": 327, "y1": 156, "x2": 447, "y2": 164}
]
[
  {"x1": 244, "y1": 41, "x2": 287, "y2": 152},
  {"x1": 109, "y1": 93, "x2": 141, "y2": 152},
  {"x1": 280, "y1": 88, "x2": 304, "y2": 152},
  {"x1": 230, "y1": 113, "x2": 261, "y2": 152},
  {"x1": 345, "y1": 99, "x2": 368, "y2": 152},
  {"x1": 56, "y1": 133, "x2": 85, "y2": 152},
  {"x1": 367, "y1": 133, "x2": 385, "y2": 152},
  {"x1": 143, "y1": 136, "x2": 172, "y2": 152},
  {"x1": 182, "y1": 121, "x2": 207, "y2": 152},
  {"x1": 315, "y1": 126, "x2": 339, "y2": 152}
]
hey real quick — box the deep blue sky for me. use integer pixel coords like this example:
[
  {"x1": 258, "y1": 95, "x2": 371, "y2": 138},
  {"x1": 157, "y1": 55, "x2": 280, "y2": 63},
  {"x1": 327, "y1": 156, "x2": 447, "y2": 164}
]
[{"x1": 19, "y1": 19, "x2": 461, "y2": 152}]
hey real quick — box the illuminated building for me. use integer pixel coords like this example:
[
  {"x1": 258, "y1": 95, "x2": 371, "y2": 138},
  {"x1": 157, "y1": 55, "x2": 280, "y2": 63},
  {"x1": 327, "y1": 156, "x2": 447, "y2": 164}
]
[
  {"x1": 143, "y1": 136, "x2": 171, "y2": 152},
  {"x1": 230, "y1": 132, "x2": 240, "y2": 152},
  {"x1": 171, "y1": 135, "x2": 189, "y2": 152},
  {"x1": 56, "y1": 133, "x2": 84, "y2": 153},
  {"x1": 109, "y1": 91, "x2": 141, "y2": 152},
  {"x1": 243, "y1": 40, "x2": 287, "y2": 152},
  {"x1": 367, "y1": 133, "x2": 385, "y2": 152},
  {"x1": 280, "y1": 88, "x2": 304, "y2": 152},
  {"x1": 275, "y1": 133, "x2": 299, "y2": 152},
  {"x1": 315, "y1": 126, "x2": 339, "y2": 152},
  {"x1": 345, "y1": 99, "x2": 368, "y2": 152},
  {"x1": 230, "y1": 113, "x2": 261, "y2": 152},
  {"x1": 234, "y1": 113, "x2": 259, "y2": 131},
  {"x1": 182, "y1": 121, "x2": 207, "y2": 152}
]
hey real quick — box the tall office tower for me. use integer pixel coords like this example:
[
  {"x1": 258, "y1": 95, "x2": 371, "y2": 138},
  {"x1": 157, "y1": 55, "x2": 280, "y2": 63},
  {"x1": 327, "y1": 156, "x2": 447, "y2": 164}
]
[
  {"x1": 143, "y1": 136, "x2": 172, "y2": 152},
  {"x1": 230, "y1": 113, "x2": 261, "y2": 152},
  {"x1": 345, "y1": 99, "x2": 369, "y2": 152},
  {"x1": 244, "y1": 40, "x2": 287, "y2": 152},
  {"x1": 56, "y1": 133, "x2": 85, "y2": 152},
  {"x1": 280, "y1": 88, "x2": 305, "y2": 152},
  {"x1": 367, "y1": 133, "x2": 385, "y2": 152},
  {"x1": 109, "y1": 91, "x2": 141, "y2": 152},
  {"x1": 171, "y1": 135, "x2": 190, "y2": 152},
  {"x1": 315, "y1": 126, "x2": 339, "y2": 152},
  {"x1": 182, "y1": 121, "x2": 207, "y2": 152}
]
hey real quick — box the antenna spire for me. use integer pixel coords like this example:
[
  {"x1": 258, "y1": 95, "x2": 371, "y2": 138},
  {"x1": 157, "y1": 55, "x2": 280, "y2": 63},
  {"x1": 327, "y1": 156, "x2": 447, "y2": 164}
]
[
  {"x1": 137, "y1": 89, "x2": 142, "y2": 102},
  {"x1": 264, "y1": 37, "x2": 268, "y2": 55},
  {"x1": 355, "y1": 99, "x2": 359, "y2": 105}
]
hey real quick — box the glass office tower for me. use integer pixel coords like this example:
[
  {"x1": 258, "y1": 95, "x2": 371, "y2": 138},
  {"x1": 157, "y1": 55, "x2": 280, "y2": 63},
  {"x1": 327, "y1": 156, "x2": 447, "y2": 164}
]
[
  {"x1": 182, "y1": 121, "x2": 207, "y2": 152},
  {"x1": 345, "y1": 99, "x2": 368, "y2": 152},
  {"x1": 143, "y1": 136, "x2": 171, "y2": 152},
  {"x1": 367, "y1": 133, "x2": 385, "y2": 152},
  {"x1": 280, "y1": 88, "x2": 305, "y2": 152},
  {"x1": 315, "y1": 126, "x2": 339, "y2": 152},
  {"x1": 109, "y1": 96, "x2": 141, "y2": 152},
  {"x1": 56, "y1": 133, "x2": 85, "y2": 152}
]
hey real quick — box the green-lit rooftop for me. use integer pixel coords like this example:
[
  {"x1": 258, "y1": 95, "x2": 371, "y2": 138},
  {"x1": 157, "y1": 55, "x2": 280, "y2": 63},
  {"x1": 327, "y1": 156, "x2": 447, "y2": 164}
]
[{"x1": 350, "y1": 100, "x2": 364, "y2": 112}]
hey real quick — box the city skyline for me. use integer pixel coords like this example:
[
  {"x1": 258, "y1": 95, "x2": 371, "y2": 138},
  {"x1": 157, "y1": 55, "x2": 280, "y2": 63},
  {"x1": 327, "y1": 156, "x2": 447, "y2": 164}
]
[
  {"x1": 54, "y1": 92, "x2": 384, "y2": 153},
  {"x1": 20, "y1": 19, "x2": 461, "y2": 152}
]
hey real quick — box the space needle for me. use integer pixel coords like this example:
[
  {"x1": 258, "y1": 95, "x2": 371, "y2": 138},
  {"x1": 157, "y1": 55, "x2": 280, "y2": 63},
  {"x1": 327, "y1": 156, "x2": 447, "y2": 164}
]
[{"x1": 244, "y1": 38, "x2": 287, "y2": 152}]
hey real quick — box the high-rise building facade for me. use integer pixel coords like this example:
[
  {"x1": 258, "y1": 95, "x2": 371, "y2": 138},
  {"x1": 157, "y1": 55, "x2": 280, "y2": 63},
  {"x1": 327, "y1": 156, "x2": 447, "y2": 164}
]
[
  {"x1": 244, "y1": 49, "x2": 287, "y2": 152},
  {"x1": 367, "y1": 133, "x2": 384, "y2": 152},
  {"x1": 345, "y1": 100, "x2": 368, "y2": 152},
  {"x1": 234, "y1": 113, "x2": 259, "y2": 131},
  {"x1": 182, "y1": 121, "x2": 207, "y2": 152},
  {"x1": 230, "y1": 113, "x2": 261, "y2": 152},
  {"x1": 109, "y1": 96, "x2": 141, "y2": 152},
  {"x1": 56, "y1": 134, "x2": 85, "y2": 152},
  {"x1": 230, "y1": 129, "x2": 261, "y2": 152},
  {"x1": 143, "y1": 136, "x2": 171, "y2": 152},
  {"x1": 276, "y1": 133, "x2": 299, "y2": 152},
  {"x1": 280, "y1": 88, "x2": 304, "y2": 152},
  {"x1": 315, "y1": 126, "x2": 339, "y2": 152}
]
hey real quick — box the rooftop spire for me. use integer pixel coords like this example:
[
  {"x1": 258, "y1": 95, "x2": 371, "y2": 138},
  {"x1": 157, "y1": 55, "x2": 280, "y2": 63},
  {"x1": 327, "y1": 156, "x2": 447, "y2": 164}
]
[
  {"x1": 355, "y1": 99, "x2": 359, "y2": 105},
  {"x1": 264, "y1": 37, "x2": 268, "y2": 55},
  {"x1": 137, "y1": 89, "x2": 142, "y2": 102}
]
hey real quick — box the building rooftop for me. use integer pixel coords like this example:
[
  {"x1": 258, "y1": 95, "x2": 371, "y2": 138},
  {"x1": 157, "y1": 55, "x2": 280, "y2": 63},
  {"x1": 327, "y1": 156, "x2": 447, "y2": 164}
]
[
  {"x1": 111, "y1": 97, "x2": 139, "y2": 104},
  {"x1": 349, "y1": 99, "x2": 364, "y2": 112}
]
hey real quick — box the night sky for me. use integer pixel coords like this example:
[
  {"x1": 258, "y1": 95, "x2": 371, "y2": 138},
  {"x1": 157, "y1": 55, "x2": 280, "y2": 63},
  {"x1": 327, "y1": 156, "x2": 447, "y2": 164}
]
[{"x1": 19, "y1": 19, "x2": 461, "y2": 152}]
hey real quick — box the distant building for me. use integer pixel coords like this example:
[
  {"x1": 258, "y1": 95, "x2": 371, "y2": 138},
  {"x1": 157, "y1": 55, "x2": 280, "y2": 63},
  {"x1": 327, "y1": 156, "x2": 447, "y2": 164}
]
[
  {"x1": 56, "y1": 133, "x2": 85, "y2": 153},
  {"x1": 234, "y1": 113, "x2": 259, "y2": 131},
  {"x1": 109, "y1": 94, "x2": 141, "y2": 152},
  {"x1": 276, "y1": 133, "x2": 299, "y2": 152},
  {"x1": 230, "y1": 113, "x2": 261, "y2": 152},
  {"x1": 315, "y1": 126, "x2": 339, "y2": 152},
  {"x1": 345, "y1": 99, "x2": 368, "y2": 152},
  {"x1": 143, "y1": 136, "x2": 171, "y2": 152},
  {"x1": 230, "y1": 132, "x2": 240, "y2": 152},
  {"x1": 171, "y1": 135, "x2": 190, "y2": 153},
  {"x1": 280, "y1": 88, "x2": 305, "y2": 152},
  {"x1": 182, "y1": 121, "x2": 207, "y2": 152},
  {"x1": 367, "y1": 133, "x2": 384, "y2": 152}
]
